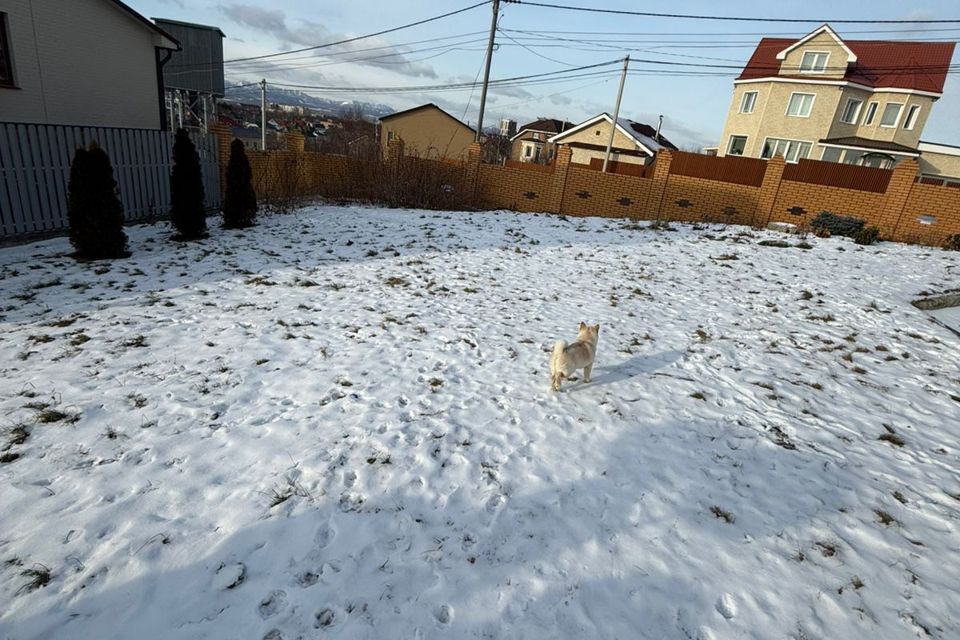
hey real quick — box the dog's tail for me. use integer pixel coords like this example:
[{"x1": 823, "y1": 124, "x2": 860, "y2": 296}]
[{"x1": 551, "y1": 340, "x2": 566, "y2": 369}]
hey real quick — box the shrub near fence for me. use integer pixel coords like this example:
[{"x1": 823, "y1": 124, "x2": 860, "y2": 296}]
[{"x1": 206, "y1": 124, "x2": 960, "y2": 247}]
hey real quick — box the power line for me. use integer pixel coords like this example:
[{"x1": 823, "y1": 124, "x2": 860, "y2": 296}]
[{"x1": 509, "y1": 1, "x2": 960, "y2": 24}]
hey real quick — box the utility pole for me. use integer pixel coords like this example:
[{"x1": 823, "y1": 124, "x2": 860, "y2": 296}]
[
  {"x1": 260, "y1": 78, "x2": 267, "y2": 151},
  {"x1": 602, "y1": 55, "x2": 630, "y2": 173},
  {"x1": 475, "y1": 0, "x2": 500, "y2": 143}
]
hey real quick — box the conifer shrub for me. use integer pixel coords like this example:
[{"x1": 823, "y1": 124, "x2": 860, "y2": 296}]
[
  {"x1": 222, "y1": 139, "x2": 257, "y2": 228},
  {"x1": 66, "y1": 143, "x2": 129, "y2": 259},
  {"x1": 169, "y1": 129, "x2": 207, "y2": 239},
  {"x1": 854, "y1": 226, "x2": 881, "y2": 245},
  {"x1": 943, "y1": 234, "x2": 960, "y2": 251},
  {"x1": 810, "y1": 211, "x2": 866, "y2": 238}
]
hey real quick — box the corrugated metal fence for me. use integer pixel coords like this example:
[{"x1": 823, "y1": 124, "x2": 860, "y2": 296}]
[{"x1": 0, "y1": 122, "x2": 220, "y2": 240}]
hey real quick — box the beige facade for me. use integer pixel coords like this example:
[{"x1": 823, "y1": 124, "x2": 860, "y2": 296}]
[
  {"x1": 550, "y1": 118, "x2": 656, "y2": 166},
  {"x1": 0, "y1": 0, "x2": 177, "y2": 129},
  {"x1": 378, "y1": 104, "x2": 475, "y2": 161},
  {"x1": 918, "y1": 142, "x2": 960, "y2": 181},
  {"x1": 717, "y1": 26, "x2": 948, "y2": 168},
  {"x1": 510, "y1": 132, "x2": 557, "y2": 164}
]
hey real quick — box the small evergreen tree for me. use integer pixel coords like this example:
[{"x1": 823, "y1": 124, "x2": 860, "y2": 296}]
[
  {"x1": 67, "y1": 143, "x2": 129, "y2": 259},
  {"x1": 222, "y1": 139, "x2": 257, "y2": 228},
  {"x1": 169, "y1": 128, "x2": 207, "y2": 239}
]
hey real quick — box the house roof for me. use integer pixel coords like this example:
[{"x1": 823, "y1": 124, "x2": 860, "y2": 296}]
[
  {"x1": 378, "y1": 103, "x2": 476, "y2": 133},
  {"x1": 548, "y1": 113, "x2": 677, "y2": 154},
  {"x1": 511, "y1": 118, "x2": 575, "y2": 141},
  {"x1": 108, "y1": 0, "x2": 180, "y2": 49},
  {"x1": 152, "y1": 17, "x2": 226, "y2": 38},
  {"x1": 819, "y1": 136, "x2": 920, "y2": 156},
  {"x1": 738, "y1": 33, "x2": 955, "y2": 93}
]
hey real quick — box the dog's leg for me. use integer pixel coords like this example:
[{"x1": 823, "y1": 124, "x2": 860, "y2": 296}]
[
  {"x1": 583, "y1": 364, "x2": 593, "y2": 383},
  {"x1": 551, "y1": 373, "x2": 562, "y2": 391}
]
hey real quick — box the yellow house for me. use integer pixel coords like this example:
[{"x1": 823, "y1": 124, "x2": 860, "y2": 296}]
[
  {"x1": 716, "y1": 25, "x2": 955, "y2": 169},
  {"x1": 377, "y1": 103, "x2": 475, "y2": 161}
]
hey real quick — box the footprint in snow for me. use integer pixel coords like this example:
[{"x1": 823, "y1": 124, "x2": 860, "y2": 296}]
[
  {"x1": 434, "y1": 604, "x2": 454, "y2": 625},
  {"x1": 258, "y1": 590, "x2": 287, "y2": 619},
  {"x1": 715, "y1": 593, "x2": 737, "y2": 619},
  {"x1": 314, "y1": 522, "x2": 335, "y2": 549}
]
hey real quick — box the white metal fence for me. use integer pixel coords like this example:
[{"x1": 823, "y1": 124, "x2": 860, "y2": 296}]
[{"x1": 0, "y1": 122, "x2": 220, "y2": 240}]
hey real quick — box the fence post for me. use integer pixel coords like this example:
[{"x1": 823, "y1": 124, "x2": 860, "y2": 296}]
[
  {"x1": 548, "y1": 145, "x2": 572, "y2": 214},
  {"x1": 286, "y1": 130, "x2": 305, "y2": 154},
  {"x1": 208, "y1": 123, "x2": 233, "y2": 201},
  {"x1": 465, "y1": 141, "x2": 482, "y2": 204},
  {"x1": 650, "y1": 149, "x2": 673, "y2": 221},
  {"x1": 881, "y1": 158, "x2": 919, "y2": 241},
  {"x1": 756, "y1": 154, "x2": 786, "y2": 227}
]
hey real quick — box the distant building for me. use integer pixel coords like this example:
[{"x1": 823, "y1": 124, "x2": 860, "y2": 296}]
[
  {"x1": 548, "y1": 113, "x2": 677, "y2": 167},
  {"x1": 499, "y1": 118, "x2": 517, "y2": 137},
  {"x1": 378, "y1": 103, "x2": 475, "y2": 161},
  {"x1": 0, "y1": 0, "x2": 179, "y2": 129},
  {"x1": 153, "y1": 18, "x2": 225, "y2": 131},
  {"x1": 510, "y1": 118, "x2": 574, "y2": 164}
]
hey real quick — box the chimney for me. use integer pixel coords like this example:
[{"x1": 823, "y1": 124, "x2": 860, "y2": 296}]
[{"x1": 655, "y1": 115, "x2": 663, "y2": 142}]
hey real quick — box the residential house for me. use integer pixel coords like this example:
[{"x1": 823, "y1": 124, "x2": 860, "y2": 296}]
[
  {"x1": 0, "y1": 0, "x2": 180, "y2": 129},
  {"x1": 917, "y1": 142, "x2": 960, "y2": 185},
  {"x1": 510, "y1": 118, "x2": 574, "y2": 164},
  {"x1": 716, "y1": 24, "x2": 956, "y2": 173},
  {"x1": 378, "y1": 103, "x2": 475, "y2": 161},
  {"x1": 548, "y1": 113, "x2": 677, "y2": 167}
]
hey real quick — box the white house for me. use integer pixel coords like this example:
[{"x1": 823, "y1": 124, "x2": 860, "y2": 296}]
[
  {"x1": 548, "y1": 113, "x2": 678, "y2": 167},
  {"x1": 0, "y1": 0, "x2": 179, "y2": 129}
]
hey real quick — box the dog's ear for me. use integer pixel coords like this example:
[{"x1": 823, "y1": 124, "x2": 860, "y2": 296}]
[
  {"x1": 579, "y1": 321, "x2": 587, "y2": 330},
  {"x1": 594, "y1": 324, "x2": 601, "y2": 334}
]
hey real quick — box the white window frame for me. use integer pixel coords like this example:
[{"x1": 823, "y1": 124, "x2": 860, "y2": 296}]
[
  {"x1": 760, "y1": 137, "x2": 814, "y2": 163},
  {"x1": 862, "y1": 101, "x2": 879, "y2": 126},
  {"x1": 523, "y1": 143, "x2": 533, "y2": 158},
  {"x1": 799, "y1": 51, "x2": 830, "y2": 74},
  {"x1": 840, "y1": 98, "x2": 863, "y2": 124},
  {"x1": 785, "y1": 92, "x2": 816, "y2": 118},
  {"x1": 879, "y1": 102, "x2": 904, "y2": 128},
  {"x1": 739, "y1": 91, "x2": 758, "y2": 114},
  {"x1": 727, "y1": 135, "x2": 748, "y2": 156},
  {"x1": 903, "y1": 104, "x2": 921, "y2": 130}
]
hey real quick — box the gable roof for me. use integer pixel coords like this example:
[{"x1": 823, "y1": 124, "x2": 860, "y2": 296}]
[
  {"x1": 511, "y1": 118, "x2": 575, "y2": 141},
  {"x1": 378, "y1": 103, "x2": 476, "y2": 133},
  {"x1": 108, "y1": 0, "x2": 180, "y2": 49},
  {"x1": 548, "y1": 113, "x2": 677, "y2": 154},
  {"x1": 738, "y1": 32, "x2": 955, "y2": 94},
  {"x1": 776, "y1": 24, "x2": 857, "y2": 63}
]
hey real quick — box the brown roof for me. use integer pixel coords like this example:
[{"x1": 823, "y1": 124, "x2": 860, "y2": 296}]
[
  {"x1": 738, "y1": 37, "x2": 954, "y2": 93},
  {"x1": 378, "y1": 103, "x2": 476, "y2": 133},
  {"x1": 623, "y1": 120, "x2": 678, "y2": 151},
  {"x1": 517, "y1": 118, "x2": 575, "y2": 135},
  {"x1": 819, "y1": 136, "x2": 920, "y2": 155}
]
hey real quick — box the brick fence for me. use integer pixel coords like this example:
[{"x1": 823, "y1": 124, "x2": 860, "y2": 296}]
[{"x1": 209, "y1": 124, "x2": 960, "y2": 246}]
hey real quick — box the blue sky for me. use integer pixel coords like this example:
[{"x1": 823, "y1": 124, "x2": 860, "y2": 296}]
[{"x1": 134, "y1": 0, "x2": 960, "y2": 148}]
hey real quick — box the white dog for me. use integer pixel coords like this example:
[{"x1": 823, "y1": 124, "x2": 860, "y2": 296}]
[{"x1": 550, "y1": 322, "x2": 600, "y2": 391}]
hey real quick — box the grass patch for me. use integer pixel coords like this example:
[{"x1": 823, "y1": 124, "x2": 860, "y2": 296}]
[
  {"x1": 384, "y1": 276, "x2": 409, "y2": 287},
  {"x1": 878, "y1": 425, "x2": 906, "y2": 447},
  {"x1": 17, "y1": 565, "x2": 51, "y2": 594},
  {"x1": 689, "y1": 391, "x2": 707, "y2": 401},
  {"x1": 36, "y1": 409, "x2": 77, "y2": 424},
  {"x1": 874, "y1": 509, "x2": 897, "y2": 526},
  {"x1": 710, "y1": 505, "x2": 735, "y2": 524},
  {"x1": 815, "y1": 541, "x2": 838, "y2": 558}
]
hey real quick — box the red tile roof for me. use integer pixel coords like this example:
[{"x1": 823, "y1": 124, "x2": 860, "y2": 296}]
[{"x1": 738, "y1": 37, "x2": 955, "y2": 93}]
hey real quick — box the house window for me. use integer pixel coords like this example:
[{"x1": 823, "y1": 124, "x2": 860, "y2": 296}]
[
  {"x1": 0, "y1": 13, "x2": 14, "y2": 88},
  {"x1": 523, "y1": 144, "x2": 532, "y2": 158},
  {"x1": 761, "y1": 138, "x2": 812, "y2": 163},
  {"x1": 786, "y1": 93, "x2": 815, "y2": 117},
  {"x1": 727, "y1": 135, "x2": 748, "y2": 156},
  {"x1": 799, "y1": 51, "x2": 829, "y2": 73},
  {"x1": 387, "y1": 131, "x2": 395, "y2": 141},
  {"x1": 840, "y1": 98, "x2": 862, "y2": 124},
  {"x1": 533, "y1": 132, "x2": 542, "y2": 140},
  {"x1": 862, "y1": 101, "x2": 879, "y2": 126},
  {"x1": 903, "y1": 104, "x2": 921, "y2": 130},
  {"x1": 739, "y1": 91, "x2": 758, "y2": 114},
  {"x1": 880, "y1": 103, "x2": 903, "y2": 128}
]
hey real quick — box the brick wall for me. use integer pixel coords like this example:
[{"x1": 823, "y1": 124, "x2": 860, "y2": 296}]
[{"x1": 208, "y1": 127, "x2": 960, "y2": 246}]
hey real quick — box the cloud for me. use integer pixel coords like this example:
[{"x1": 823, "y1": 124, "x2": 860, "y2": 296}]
[{"x1": 218, "y1": 3, "x2": 438, "y2": 78}]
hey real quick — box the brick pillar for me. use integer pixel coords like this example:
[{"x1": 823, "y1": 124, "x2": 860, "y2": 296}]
[
  {"x1": 756, "y1": 154, "x2": 786, "y2": 226},
  {"x1": 547, "y1": 145, "x2": 572, "y2": 213},
  {"x1": 649, "y1": 149, "x2": 673, "y2": 221},
  {"x1": 208, "y1": 123, "x2": 233, "y2": 200},
  {"x1": 880, "y1": 158, "x2": 919, "y2": 240},
  {"x1": 286, "y1": 129, "x2": 305, "y2": 153},
  {"x1": 465, "y1": 141, "x2": 482, "y2": 204}
]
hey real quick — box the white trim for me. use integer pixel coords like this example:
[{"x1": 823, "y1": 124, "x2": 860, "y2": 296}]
[
  {"x1": 510, "y1": 127, "x2": 562, "y2": 142},
  {"x1": 903, "y1": 104, "x2": 921, "y2": 130},
  {"x1": 785, "y1": 92, "x2": 816, "y2": 118},
  {"x1": 839, "y1": 97, "x2": 863, "y2": 124},
  {"x1": 547, "y1": 113, "x2": 657, "y2": 155},
  {"x1": 760, "y1": 136, "x2": 815, "y2": 163},
  {"x1": 879, "y1": 102, "x2": 904, "y2": 128},
  {"x1": 918, "y1": 141, "x2": 960, "y2": 156},
  {"x1": 862, "y1": 101, "x2": 879, "y2": 126},
  {"x1": 776, "y1": 25, "x2": 857, "y2": 63},
  {"x1": 726, "y1": 134, "x2": 749, "y2": 156},
  {"x1": 798, "y1": 50, "x2": 831, "y2": 74},
  {"x1": 732, "y1": 77, "x2": 943, "y2": 99},
  {"x1": 739, "y1": 91, "x2": 758, "y2": 114},
  {"x1": 818, "y1": 141, "x2": 919, "y2": 157}
]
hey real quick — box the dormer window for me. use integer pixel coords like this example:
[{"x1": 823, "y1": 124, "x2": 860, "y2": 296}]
[{"x1": 799, "y1": 51, "x2": 829, "y2": 73}]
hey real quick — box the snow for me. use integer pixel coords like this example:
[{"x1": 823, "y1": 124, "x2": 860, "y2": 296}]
[
  {"x1": 929, "y1": 305, "x2": 960, "y2": 335},
  {"x1": 1, "y1": 206, "x2": 959, "y2": 639}
]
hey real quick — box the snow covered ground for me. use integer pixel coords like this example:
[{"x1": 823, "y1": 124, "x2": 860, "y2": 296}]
[{"x1": 1, "y1": 205, "x2": 959, "y2": 640}]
